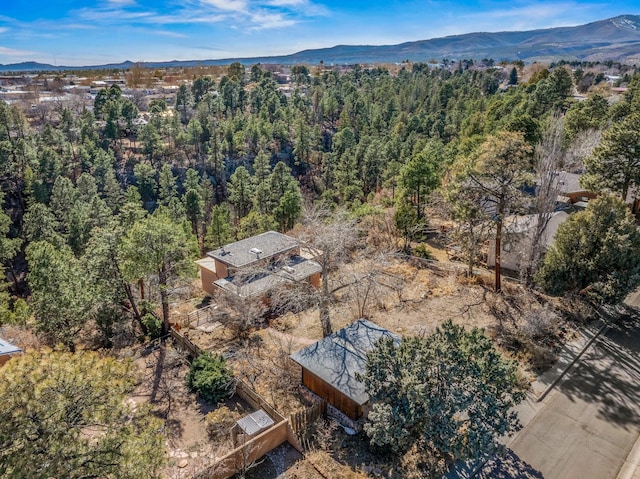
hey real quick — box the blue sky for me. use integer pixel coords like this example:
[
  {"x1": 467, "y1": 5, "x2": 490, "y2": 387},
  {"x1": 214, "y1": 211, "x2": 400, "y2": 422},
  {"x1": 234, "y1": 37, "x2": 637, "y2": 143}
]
[{"x1": 0, "y1": 1, "x2": 637, "y2": 66}]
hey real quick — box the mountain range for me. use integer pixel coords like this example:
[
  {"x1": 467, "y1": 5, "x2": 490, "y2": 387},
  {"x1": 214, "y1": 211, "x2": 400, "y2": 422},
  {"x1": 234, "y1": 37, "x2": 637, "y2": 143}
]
[{"x1": 2, "y1": 15, "x2": 640, "y2": 72}]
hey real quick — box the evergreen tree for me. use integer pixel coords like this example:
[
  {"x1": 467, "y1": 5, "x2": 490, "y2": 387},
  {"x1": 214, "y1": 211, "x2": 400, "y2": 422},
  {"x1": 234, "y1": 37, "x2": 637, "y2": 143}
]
[
  {"x1": 361, "y1": 320, "x2": 524, "y2": 472},
  {"x1": 228, "y1": 166, "x2": 254, "y2": 219},
  {"x1": 582, "y1": 113, "x2": 640, "y2": 200},
  {"x1": 0, "y1": 350, "x2": 165, "y2": 479},
  {"x1": 536, "y1": 195, "x2": 640, "y2": 304},
  {"x1": 120, "y1": 211, "x2": 198, "y2": 334}
]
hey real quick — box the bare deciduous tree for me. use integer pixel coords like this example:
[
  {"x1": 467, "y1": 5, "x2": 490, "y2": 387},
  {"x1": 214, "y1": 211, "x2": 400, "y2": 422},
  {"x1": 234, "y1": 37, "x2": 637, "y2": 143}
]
[
  {"x1": 217, "y1": 290, "x2": 267, "y2": 340},
  {"x1": 342, "y1": 255, "x2": 405, "y2": 320},
  {"x1": 270, "y1": 207, "x2": 358, "y2": 337},
  {"x1": 521, "y1": 114, "x2": 566, "y2": 284},
  {"x1": 298, "y1": 209, "x2": 359, "y2": 337},
  {"x1": 564, "y1": 128, "x2": 602, "y2": 171}
]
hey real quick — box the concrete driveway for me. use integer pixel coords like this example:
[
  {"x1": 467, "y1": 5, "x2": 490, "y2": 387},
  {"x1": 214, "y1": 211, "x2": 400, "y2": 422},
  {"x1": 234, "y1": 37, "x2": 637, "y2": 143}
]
[{"x1": 508, "y1": 313, "x2": 640, "y2": 479}]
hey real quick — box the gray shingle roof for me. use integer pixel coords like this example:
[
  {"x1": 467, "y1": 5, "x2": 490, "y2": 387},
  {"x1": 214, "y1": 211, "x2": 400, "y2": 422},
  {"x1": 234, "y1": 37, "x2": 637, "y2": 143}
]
[
  {"x1": 0, "y1": 337, "x2": 21, "y2": 356},
  {"x1": 290, "y1": 319, "x2": 400, "y2": 406},
  {"x1": 214, "y1": 255, "x2": 321, "y2": 298},
  {"x1": 207, "y1": 231, "x2": 299, "y2": 268}
]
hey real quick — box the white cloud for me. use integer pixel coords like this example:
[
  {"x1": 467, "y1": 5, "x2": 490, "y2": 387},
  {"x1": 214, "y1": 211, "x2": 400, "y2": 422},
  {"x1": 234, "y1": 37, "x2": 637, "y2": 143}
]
[
  {"x1": 457, "y1": 1, "x2": 600, "y2": 32},
  {"x1": 0, "y1": 46, "x2": 37, "y2": 56},
  {"x1": 147, "y1": 13, "x2": 228, "y2": 24},
  {"x1": 249, "y1": 11, "x2": 297, "y2": 29},
  {"x1": 201, "y1": 0, "x2": 248, "y2": 13},
  {"x1": 267, "y1": 0, "x2": 306, "y2": 6},
  {"x1": 151, "y1": 29, "x2": 188, "y2": 38}
]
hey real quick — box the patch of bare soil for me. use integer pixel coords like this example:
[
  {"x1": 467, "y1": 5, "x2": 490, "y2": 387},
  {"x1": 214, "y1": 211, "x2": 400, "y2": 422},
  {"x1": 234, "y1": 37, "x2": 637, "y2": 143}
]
[
  {"x1": 130, "y1": 343, "x2": 252, "y2": 478},
  {"x1": 280, "y1": 257, "x2": 497, "y2": 344}
]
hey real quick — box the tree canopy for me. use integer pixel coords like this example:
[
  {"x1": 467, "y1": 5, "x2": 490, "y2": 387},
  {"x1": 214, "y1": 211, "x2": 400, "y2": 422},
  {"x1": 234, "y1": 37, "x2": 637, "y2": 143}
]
[
  {"x1": 120, "y1": 210, "x2": 198, "y2": 333},
  {"x1": 360, "y1": 320, "x2": 525, "y2": 472},
  {"x1": 536, "y1": 194, "x2": 640, "y2": 304},
  {"x1": 582, "y1": 113, "x2": 640, "y2": 201},
  {"x1": 0, "y1": 350, "x2": 164, "y2": 479},
  {"x1": 448, "y1": 131, "x2": 533, "y2": 290}
]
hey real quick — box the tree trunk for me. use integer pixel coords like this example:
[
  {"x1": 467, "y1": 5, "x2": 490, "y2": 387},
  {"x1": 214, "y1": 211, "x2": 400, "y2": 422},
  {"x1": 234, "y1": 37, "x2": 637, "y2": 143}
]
[
  {"x1": 320, "y1": 261, "x2": 332, "y2": 337},
  {"x1": 158, "y1": 266, "x2": 170, "y2": 335},
  {"x1": 467, "y1": 243, "x2": 475, "y2": 277},
  {"x1": 124, "y1": 282, "x2": 146, "y2": 334},
  {"x1": 111, "y1": 251, "x2": 145, "y2": 333},
  {"x1": 320, "y1": 299, "x2": 332, "y2": 338},
  {"x1": 495, "y1": 217, "x2": 502, "y2": 292},
  {"x1": 8, "y1": 262, "x2": 20, "y2": 295},
  {"x1": 139, "y1": 278, "x2": 145, "y2": 300}
]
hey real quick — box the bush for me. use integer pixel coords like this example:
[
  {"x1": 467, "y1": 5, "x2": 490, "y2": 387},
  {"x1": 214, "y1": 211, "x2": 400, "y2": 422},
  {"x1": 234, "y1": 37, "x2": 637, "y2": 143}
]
[
  {"x1": 186, "y1": 352, "x2": 234, "y2": 403},
  {"x1": 141, "y1": 313, "x2": 162, "y2": 339},
  {"x1": 205, "y1": 406, "x2": 240, "y2": 440},
  {"x1": 412, "y1": 243, "x2": 433, "y2": 260}
]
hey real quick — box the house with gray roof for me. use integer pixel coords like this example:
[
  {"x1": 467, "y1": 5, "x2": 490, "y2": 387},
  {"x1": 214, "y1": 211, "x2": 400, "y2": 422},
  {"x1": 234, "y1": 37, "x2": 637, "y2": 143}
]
[
  {"x1": 196, "y1": 231, "x2": 321, "y2": 298},
  {"x1": 290, "y1": 319, "x2": 400, "y2": 420},
  {"x1": 487, "y1": 211, "x2": 570, "y2": 272},
  {"x1": 0, "y1": 337, "x2": 22, "y2": 366}
]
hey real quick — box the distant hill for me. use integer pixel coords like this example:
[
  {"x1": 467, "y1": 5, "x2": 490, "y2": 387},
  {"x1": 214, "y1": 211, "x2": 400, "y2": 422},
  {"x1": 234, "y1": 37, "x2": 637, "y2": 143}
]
[{"x1": 2, "y1": 15, "x2": 640, "y2": 72}]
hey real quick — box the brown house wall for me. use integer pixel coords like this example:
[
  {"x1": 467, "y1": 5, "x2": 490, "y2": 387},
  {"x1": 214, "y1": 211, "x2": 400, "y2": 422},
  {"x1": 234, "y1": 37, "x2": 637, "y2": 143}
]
[
  {"x1": 199, "y1": 267, "x2": 219, "y2": 295},
  {"x1": 214, "y1": 260, "x2": 229, "y2": 279},
  {"x1": 302, "y1": 369, "x2": 362, "y2": 420},
  {"x1": 566, "y1": 191, "x2": 597, "y2": 203},
  {"x1": 0, "y1": 353, "x2": 18, "y2": 367}
]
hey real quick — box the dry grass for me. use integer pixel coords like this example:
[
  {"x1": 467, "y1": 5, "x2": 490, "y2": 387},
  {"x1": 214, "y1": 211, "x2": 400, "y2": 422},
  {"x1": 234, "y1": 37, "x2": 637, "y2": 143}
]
[{"x1": 306, "y1": 451, "x2": 370, "y2": 479}]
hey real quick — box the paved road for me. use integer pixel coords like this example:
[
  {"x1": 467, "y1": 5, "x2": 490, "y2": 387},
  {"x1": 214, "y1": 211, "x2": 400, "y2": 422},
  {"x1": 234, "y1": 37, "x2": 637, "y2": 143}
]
[{"x1": 508, "y1": 313, "x2": 640, "y2": 479}]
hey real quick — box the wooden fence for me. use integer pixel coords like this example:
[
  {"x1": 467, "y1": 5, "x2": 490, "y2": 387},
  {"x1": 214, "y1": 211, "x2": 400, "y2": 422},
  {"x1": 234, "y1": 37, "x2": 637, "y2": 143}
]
[
  {"x1": 289, "y1": 400, "x2": 327, "y2": 437},
  {"x1": 235, "y1": 380, "x2": 285, "y2": 423},
  {"x1": 167, "y1": 333, "x2": 317, "y2": 479},
  {"x1": 169, "y1": 327, "x2": 202, "y2": 359},
  {"x1": 185, "y1": 303, "x2": 219, "y2": 328},
  {"x1": 194, "y1": 380, "x2": 303, "y2": 479}
]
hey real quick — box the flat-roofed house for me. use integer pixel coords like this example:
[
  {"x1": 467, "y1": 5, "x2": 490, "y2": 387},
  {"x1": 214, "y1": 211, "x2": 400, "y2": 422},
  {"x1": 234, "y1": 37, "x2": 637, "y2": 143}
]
[
  {"x1": 196, "y1": 231, "x2": 321, "y2": 298},
  {"x1": 290, "y1": 319, "x2": 400, "y2": 420}
]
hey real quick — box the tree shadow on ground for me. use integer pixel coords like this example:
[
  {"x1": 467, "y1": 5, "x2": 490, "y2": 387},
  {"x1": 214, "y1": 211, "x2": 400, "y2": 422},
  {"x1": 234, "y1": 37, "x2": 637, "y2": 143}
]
[
  {"x1": 466, "y1": 449, "x2": 544, "y2": 479},
  {"x1": 556, "y1": 310, "x2": 640, "y2": 430}
]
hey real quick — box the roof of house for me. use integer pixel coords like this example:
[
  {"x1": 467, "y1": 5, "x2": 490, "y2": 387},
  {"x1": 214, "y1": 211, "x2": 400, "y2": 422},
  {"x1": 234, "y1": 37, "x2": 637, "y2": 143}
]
[
  {"x1": 0, "y1": 337, "x2": 22, "y2": 356},
  {"x1": 290, "y1": 319, "x2": 401, "y2": 406},
  {"x1": 195, "y1": 257, "x2": 217, "y2": 274},
  {"x1": 503, "y1": 211, "x2": 570, "y2": 248},
  {"x1": 206, "y1": 231, "x2": 299, "y2": 268},
  {"x1": 236, "y1": 409, "x2": 275, "y2": 436},
  {"x1": 214, "y1": 255, "x2": 321, "y2": 298},
  {"x1": 556, "y1": 171, "x2": 584, "y2": 195}
]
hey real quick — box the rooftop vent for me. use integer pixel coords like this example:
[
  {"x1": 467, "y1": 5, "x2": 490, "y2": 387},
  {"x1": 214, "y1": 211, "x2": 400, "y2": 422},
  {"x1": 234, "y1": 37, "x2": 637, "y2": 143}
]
[
  {"x1": 250, "y1": 248, "x2": 263, "y2": 255},
  {"x1": 283, "y1": 266, "x2": 295, "y2": 274}
]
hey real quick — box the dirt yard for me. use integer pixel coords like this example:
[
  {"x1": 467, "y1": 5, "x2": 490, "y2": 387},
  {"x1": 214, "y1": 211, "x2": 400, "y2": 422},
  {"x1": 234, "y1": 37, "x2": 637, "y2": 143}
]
[
  {"x1": 129, "y1": 344, "x2": 256, "y2": 478},
  {"x1": 127, "y1": 251, "x2": 581, "y2": 479}
]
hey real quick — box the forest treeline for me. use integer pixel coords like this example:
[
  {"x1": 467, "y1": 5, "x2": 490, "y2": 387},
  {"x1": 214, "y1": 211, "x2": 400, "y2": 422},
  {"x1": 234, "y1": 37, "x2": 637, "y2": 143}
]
[{"x1": 1, "y1": 61, "x2": 639, "y2": 347}]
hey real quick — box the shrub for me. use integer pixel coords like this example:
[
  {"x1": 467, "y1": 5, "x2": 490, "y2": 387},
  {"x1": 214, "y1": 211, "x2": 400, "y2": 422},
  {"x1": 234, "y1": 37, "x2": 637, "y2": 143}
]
[
  {"x1": 413, "y1": 243, "x2": 433, "y2": 260},
  {"x1": 186, "y1": 352, "x2": 234, "y2": 403},
  {"x1": 205, "y1": 406, "x2": 240, "y2": 440},
  {"x1": 142, "y1": 313, "x2": 162, "y2": 339}
]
